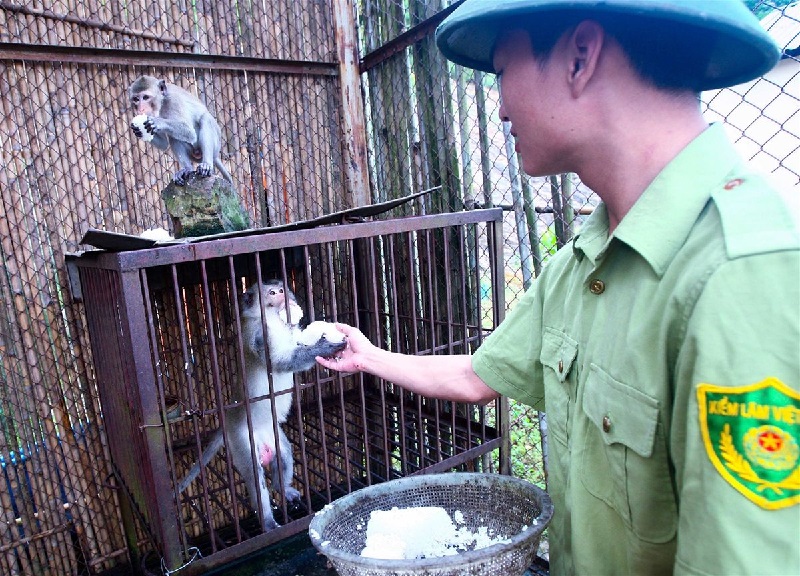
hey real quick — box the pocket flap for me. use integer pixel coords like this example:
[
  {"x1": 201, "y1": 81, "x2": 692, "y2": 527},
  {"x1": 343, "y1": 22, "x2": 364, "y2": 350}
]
[
  {"x1": 583, "y1": 364, "x2": 660, "y2": 458},
  {"x1": 540, "y1": 327, "x2": 578, "y2": 383}
]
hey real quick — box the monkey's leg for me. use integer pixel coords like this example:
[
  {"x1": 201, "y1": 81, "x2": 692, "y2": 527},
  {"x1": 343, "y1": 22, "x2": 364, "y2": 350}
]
[
  {"x1": 195, "y1": 115, "x2": 220, "y2": 178},
  {"x1": 170, "y1": 141, "x2": 197, "y2": 185},
  {"x1": 272, "y1": 427, "x2": 301, "y2": 505},
  {"x1": 230, "y1": 437, "x2": 279, "y2": 531}
]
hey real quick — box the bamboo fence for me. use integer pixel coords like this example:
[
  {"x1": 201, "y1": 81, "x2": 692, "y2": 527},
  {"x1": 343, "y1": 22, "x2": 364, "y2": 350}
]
[{"x1": 0, "y1": 0, "x2": 363, "y2": 572}]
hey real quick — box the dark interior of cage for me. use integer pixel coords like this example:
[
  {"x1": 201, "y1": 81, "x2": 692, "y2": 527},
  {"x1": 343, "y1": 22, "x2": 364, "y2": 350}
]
[{"x1": 141, "y1": 228, "x2": 499, "y2": 554}]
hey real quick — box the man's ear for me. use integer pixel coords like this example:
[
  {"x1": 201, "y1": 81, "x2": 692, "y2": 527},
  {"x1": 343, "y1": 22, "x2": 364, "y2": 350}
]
[{"x1": 567, "y1": 20, "x2": 604, "y2": 97}]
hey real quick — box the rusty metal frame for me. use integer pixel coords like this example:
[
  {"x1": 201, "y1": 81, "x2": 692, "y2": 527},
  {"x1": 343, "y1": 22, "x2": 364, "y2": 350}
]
[{"x1": 74, "y1": 209, "x2": 506, "y2": 574}]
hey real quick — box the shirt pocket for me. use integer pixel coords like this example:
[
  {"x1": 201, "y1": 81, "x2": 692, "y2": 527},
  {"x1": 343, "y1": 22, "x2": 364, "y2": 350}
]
[
  {"x1": 580, "y1": 364, "x2": 677, "y2": 544},
  {"x1": 540, "y1": 327, "x2": 579, "y2": 446}
]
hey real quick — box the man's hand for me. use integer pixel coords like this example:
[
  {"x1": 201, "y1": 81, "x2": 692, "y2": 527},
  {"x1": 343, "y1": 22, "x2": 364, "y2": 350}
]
[{"x1": 315, "y1": 323, "x2": 371, "y2": 374}]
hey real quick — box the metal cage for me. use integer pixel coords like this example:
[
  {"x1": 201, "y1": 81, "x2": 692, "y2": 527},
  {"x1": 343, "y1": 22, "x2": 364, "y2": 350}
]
[{"x1": 70, "y1": 209, "x2": 508, "y2": 574}]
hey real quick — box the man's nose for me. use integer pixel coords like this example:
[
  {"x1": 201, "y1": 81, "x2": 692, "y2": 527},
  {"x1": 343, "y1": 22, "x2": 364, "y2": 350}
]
[{"x1": 498, "y1": 101, "x2": 509, "y2": 123}]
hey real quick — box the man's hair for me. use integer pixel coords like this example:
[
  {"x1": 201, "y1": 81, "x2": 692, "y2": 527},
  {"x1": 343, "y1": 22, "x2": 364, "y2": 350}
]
[{"x1": 520, "y1": 13, "x2": 712, "y2": 93}]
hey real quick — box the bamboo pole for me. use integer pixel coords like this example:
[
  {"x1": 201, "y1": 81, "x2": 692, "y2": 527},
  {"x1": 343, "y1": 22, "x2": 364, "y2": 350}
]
[
  {"x1": 289, "y1": 75, "x2": 308, "y2": 219},
  {"x1": 275, "y1": 0, "x2": 290, "y2": 60},
  {"x1": 276, "y1": 75, "x2": 295, "y2": 223},
  {"x1": 55, "y1": 65, "x2": 90, "y2": 240},
  {"x1": 124, "y1": 68, "x2": 152, "y2": 227},
  {"x1": 28, "y1": 0, "x2": 51, "y2": 44},
  {"x1": 560, "y1": 173, "x2": 576, "y2": 240},
  {"x1": 171, "y1": 0, "x2": 187, "y2": 52},
  {"x1": 455, "y1": 65, "x2": 476, "y2": 206},
  {"x1": 325, "y1": 76, "x2": 346, "y2": 211},
  {"x1": 372, "y1": 71, "x2": 410, "y2": 200},
  {"x1": 130, "y1": 0, "x2": 145, "y2": 51},
  {"x1": 217, "y1": 72, "x2": 236, "y2": 188},
  {"x1": 261, "y1": 75, "x2": 279, "y2": 226},
  {"x1": 289, "y1": 74, "x2": 304, "y2": 221},
  {"x1": 0, "y1": 5, "x2": 7, "y2": 42},
  {"x1": 85, "y1": 66, "x2": 113, "y2": 233},
  {"x1": 195, "y1": 0, "x2": 214, "y2": 55},
  {"x1": 503, "y1": 122, "x2": 533, "y2": 288},
  {"x1": 60, "y1": 66, "x2": 94, "y2": 236},
  {"x1": 550, "y1": 175, "x2": 567, "y2": 248},
  {"x1": 235, "y1": 72, "x2": 258, "y2": 219},
  {"x1": 473, "y1": 71, "x2": 494, "y2": 208},
  {"x1": 311, "y1": 76, "x2": 334, "y2": 214},
  {"x1": 332, "y1": 0, "x2": 370, "y2": 207},
  {"x1": 522, "y1": 175, "x2": 543, "y2": 278}
]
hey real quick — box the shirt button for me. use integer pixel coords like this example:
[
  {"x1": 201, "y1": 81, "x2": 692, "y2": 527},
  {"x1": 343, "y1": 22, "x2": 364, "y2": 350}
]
[
  {"x1": 589, "y1": 279, "x2": 605, "y2": 295},
  {"x1": 602, "y1": 415, "x2": 612, "y2": 433},
  {"x1": 724, "y1": 178, "x2": 744, "y2": 190},
  {"x1": 558, "y1": 360, "x2": 564, "y2": 373}
]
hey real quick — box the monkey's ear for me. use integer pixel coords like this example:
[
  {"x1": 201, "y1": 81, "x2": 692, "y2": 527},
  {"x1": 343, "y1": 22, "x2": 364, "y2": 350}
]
[{"x1": 158, "y1": 79, "x2": 167, "y2": 95}]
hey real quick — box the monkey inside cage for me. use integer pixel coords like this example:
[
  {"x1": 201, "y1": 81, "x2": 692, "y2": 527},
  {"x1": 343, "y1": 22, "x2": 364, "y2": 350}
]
[{"x1": 72, "y1": 208, "x2": 507, "y2": 574}]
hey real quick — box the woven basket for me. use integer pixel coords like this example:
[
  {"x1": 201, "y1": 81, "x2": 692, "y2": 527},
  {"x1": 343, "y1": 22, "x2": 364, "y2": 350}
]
[{"x1": 308, "y1": 472, "x2": 553, "y2": 576}]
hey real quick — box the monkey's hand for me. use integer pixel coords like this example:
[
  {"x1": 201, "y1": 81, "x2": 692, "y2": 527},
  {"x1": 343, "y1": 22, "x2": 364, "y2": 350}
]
[
  {"x1": 297, "y1": 321, "x2": 345, "y2": 347},
  {"x1": 130, "y1": 114, "x2": 157, "y2": 142}
]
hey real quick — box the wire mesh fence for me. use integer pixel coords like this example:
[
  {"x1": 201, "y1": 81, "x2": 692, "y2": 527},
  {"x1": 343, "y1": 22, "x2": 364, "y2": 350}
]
[{"x1": 0, "y1": 0, "x2": 797, "y2": 573}]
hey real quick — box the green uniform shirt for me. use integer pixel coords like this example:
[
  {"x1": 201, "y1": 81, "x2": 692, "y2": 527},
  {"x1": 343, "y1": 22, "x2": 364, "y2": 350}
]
[{"x1": 473, "y1": 124, "x2": 800, "y2": 576}]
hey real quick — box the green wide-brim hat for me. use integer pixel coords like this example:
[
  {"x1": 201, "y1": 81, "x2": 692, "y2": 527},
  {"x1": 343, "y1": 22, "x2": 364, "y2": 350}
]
[{"x1": 435, "y1": 0, "x2": 781, "y2": 90}]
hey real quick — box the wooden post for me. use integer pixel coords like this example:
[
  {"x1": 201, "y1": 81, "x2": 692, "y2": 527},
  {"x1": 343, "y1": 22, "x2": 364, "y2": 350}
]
[{"x1": 332, "y1": 0, "x2": 371, "y2": 207}]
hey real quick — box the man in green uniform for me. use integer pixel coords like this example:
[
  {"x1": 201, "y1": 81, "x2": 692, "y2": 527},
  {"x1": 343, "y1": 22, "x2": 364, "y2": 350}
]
[{"x1": 317, "y1": 1, "x2": 800, "y2": 573}]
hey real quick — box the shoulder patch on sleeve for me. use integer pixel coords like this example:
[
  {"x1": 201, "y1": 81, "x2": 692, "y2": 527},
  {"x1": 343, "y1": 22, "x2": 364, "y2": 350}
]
[
  {"x1": 711, "y1": 175, "x2": 800, "y2": 259},
  {"x1": 697, "y1": 378, "x2": 800, "y2": 510}
]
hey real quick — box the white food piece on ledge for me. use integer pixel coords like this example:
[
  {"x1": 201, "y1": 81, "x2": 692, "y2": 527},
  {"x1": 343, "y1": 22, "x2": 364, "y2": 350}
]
[{"x1": 139, "y1": 227, "x2": 174, "y2": 241}]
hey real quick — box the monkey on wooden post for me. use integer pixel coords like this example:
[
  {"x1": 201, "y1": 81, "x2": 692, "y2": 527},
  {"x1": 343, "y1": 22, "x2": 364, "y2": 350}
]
[
  {"x1": 178, "y1": 280, "x2": 347, "y2": 531},
  {"x1": 128, "y1": 75, "x2": 233, "y2": 185}
]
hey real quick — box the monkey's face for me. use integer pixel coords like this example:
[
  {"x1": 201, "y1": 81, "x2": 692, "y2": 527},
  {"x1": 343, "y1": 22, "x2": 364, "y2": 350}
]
[
  {"x1": 130, "y1": 87, "x2": 162, "y2": 116},
  {"x1": 264, "y1": 285, "x2": 288, "y2": 309},
  {"x1": 241, "y1": 281, "x2": 298, "y2": 320}
]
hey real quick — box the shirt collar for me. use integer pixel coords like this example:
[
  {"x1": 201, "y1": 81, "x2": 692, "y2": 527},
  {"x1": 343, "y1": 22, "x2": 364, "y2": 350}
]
[{"x1": 572, "y1": 124, "x2": 743, "y2": 276}]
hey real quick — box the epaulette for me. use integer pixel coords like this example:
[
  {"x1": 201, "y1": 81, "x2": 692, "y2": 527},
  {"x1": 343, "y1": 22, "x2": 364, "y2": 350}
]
[{"x1": 711, "y1": 172, "x2": 800, "y2": 259}]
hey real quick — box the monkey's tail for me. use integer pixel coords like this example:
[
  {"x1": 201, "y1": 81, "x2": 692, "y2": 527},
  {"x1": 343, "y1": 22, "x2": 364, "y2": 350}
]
[
  {"x1": 177, "y1": 431, "x2": 224, "y2": 493},
  {"x1": 216, "y1": 159, "x2": 234, "y2": 184}
]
